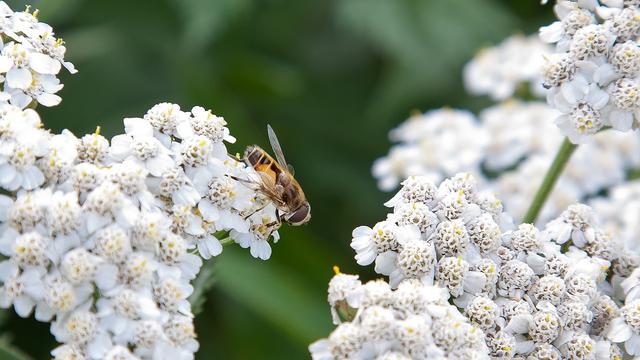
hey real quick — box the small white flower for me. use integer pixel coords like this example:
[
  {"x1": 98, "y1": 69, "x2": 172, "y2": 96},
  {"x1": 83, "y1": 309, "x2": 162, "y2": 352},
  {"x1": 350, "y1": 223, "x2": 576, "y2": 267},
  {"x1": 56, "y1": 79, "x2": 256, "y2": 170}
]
[
  {"x1": 0, "y1": 127, "x2": 48, "y2": 191},
  {"x1": 39, "y1": 273, "x2": 93, "y2": 321},
  {"x1": 76, "y1": 131, "x2": 110, "y2": 165},
  {"x1": 82, "y1": 182, "x2": 138, "y2": 234},
  {"x1": 327, "y1": 271, "x2": 362, "y2": 324},
  {"x1": 351, "y1": 220, "x2": 401, "y2": 266},
  {"x1": 558, "y1": 332, "x2": 597, "y2": 359},
  {"x1": 543, "y1": 203, "x2": 597, "y2": 247},
  {"x1": 486, "y1": 331, "x2": 516, "y2": 358},
  {"x1": 309, "y1": 323, "x2": 363, "y2": 360},
  {"x1": 608, "y1": 299, "x2": 640, "y2": 356},
  {"x1": 176, "y1": 106, "x2": 235, "y2": 145},
  {"x1": 464, "y1": 34, "x2": 551, "y2": 100},
  {"x1": 465, "y1": 295, "x2": 499, "y2": 330},
  {"x1": 96, "y1": 287, "x2": 160, "y2": 339},
  {"x1": 9, "y1": 73, "x2": 63, "y2": 108},
  {"x1": 497, "y1": 260, "x2": 535, "y2": 300},
  {"x1": 110, "y1": 118, "x2": 174, "y2": 176},
  {"x1": 530, "y1": 306, "x2": 561, "y2": 343},
  {"x1": 531, "y1": 274, "x2": 566, "y2": 305},
  {"x1": 0, "y1": 260, "x2": 44, "y2": 317},
  {"x1": 195, "y1": 172, "x2": 253, "y2": 224},
  {"x1": 153, "y1": 274, "x2": 193, "y2": 316},
  {"x1": 148, "y1": 166, "x2": 200, "y2": 207},
  {"x1": 143, "y1": 102, "x2": 189, "y2": 140},
  {"x1": 605, "y1": 77, "x2": 640, "y2": 131},
  {"x1": 193, "y1": 233, "x2": 223, "y2": 260},
  {"x1": 372, "y1": 109, "x2": 487, "y2": 190}
]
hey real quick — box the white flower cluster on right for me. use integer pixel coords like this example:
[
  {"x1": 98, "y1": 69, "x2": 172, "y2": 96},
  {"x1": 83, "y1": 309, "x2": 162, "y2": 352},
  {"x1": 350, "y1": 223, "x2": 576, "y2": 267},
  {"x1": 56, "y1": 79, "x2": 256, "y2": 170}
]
[
  {"x1": 310, "y1": 274, "x2": 490, "y2": 359},
  {"x1": 464, "y1": 34, "x2": 551, "y2": 101},
  {"x1": 590, "y1": 179, "x2": 640, "y2": 255},
  {"x1": 372, "y1": 109, "x2": 488, "y2": 190},
  {"x1": 540, "y1": 0, "x2": 640, "y2": 143},
  {"x1": 591, "y1": 184, "x2": 640, "y2": 355},
  {"x1": 375, "y1": 29, "x2": 640, "y2": 225},
  {"x1": 317, "y1": 173, "x2": 640, "y2": 359},
  {"x1": 372, "y1": 101, "x2": 640, "y2": 224}
]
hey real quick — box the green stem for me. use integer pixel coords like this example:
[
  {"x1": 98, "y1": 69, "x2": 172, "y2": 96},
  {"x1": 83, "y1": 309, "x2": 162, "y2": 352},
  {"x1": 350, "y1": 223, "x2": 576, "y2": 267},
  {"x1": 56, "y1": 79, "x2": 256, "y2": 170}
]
[
  {"x1": 220, "y1": 237, "x2": 235, "y2": 247},
  {"x1": 522, "y1": 137, "x2": 577, "y2": 224}
]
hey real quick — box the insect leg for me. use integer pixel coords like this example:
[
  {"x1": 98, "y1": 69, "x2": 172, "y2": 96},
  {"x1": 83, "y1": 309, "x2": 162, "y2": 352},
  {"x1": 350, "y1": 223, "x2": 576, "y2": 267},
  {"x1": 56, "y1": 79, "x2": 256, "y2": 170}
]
[
  {"x1": 243, "y1": 201, "x2": 270, "y2": 220},
  {"x1": 266, "y1": 216, "x2": 282, "y2": 240},
  {"x1": 227, "y1": 152, "x2": 243, "y2": 162},
  {"x1": 227, "y1": 174, "x2": 258, "y2": 187}
]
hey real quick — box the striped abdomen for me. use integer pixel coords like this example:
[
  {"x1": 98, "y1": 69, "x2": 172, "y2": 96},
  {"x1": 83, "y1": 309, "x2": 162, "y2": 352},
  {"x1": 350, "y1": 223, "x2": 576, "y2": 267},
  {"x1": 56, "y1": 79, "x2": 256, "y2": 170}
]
[{"x1": 244, "y1": 145, "x2": 283, "y2": 183}]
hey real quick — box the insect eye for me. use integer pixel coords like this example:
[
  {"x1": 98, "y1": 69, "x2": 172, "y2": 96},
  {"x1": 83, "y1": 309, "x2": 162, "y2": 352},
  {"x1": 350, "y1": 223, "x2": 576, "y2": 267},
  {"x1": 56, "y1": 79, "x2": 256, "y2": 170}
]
[{"x1": 286, "y1": 202, "x2": 311, "y2": 225}]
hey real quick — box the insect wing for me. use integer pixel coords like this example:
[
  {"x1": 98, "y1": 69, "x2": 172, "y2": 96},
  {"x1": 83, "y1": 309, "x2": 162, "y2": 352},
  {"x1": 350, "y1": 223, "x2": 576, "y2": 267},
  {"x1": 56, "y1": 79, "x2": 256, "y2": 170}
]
[
  {"x1": 267, "y1": 124, "x2": 290, "y2": 171},
  {"x1": 256, "y1": 171, "x2": 287, "y2": 208}
]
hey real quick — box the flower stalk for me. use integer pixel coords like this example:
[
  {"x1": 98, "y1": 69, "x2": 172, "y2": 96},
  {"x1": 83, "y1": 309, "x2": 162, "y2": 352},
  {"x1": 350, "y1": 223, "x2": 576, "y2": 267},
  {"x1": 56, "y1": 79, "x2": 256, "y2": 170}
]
[
  {"x1": 522, "y1": 137, "x2": 577, "y2": 224},
  {"x1": 220, "y1": 237, "x2": 235, "y2": 247},
  {"x1": 335, "y1": 300, "x2": 358, "y2": 323}
]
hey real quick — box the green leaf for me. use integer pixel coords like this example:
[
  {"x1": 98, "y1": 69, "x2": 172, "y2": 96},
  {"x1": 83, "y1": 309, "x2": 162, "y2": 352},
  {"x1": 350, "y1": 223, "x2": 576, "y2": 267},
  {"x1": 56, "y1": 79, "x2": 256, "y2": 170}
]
[
  {"x1": 0, "y1": 337, "x2": 32, "y2": 360},
  {"x1": 189, "y1": 260, "x2": 217, "y2": 315},
  {"x1": 214, "y1": 246, "x2": 332, "y2": 344},
  {"x1": 336, "y1": 0, "x2": 519, "y2": 121},
  {"x1": 628, "y1": 168, "x2": 640, "y2": 180},
  {"x1": 31, "y1": 0, "x2": 85, "y2": 23},
  {"x1": 0, "y1": 308, "x2": 9, "y2": 327},
  {"x1": 171, "y1": 0, "x2": 253, "y2": 51}
]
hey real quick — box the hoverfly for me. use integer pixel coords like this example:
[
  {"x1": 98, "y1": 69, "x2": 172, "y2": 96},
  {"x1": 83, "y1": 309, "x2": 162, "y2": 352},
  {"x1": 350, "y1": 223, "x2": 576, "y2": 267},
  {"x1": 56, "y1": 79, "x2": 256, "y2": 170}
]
[{"x1": 235, "y1": 125, "x2": 311, "y2": 226}]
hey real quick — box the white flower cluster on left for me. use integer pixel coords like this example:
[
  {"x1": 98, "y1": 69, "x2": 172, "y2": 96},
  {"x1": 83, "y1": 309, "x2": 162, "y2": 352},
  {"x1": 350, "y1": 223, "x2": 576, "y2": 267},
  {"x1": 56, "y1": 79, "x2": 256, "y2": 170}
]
[
  {"x1": 0, "y1": 3, "x2": 76, "y2": 108},
  {"x1": 0, "y1": 99, "x2": 284, "y2": 359},
  {"x1": 0, "y1": 3, "x2": 286, "y2": 359}
]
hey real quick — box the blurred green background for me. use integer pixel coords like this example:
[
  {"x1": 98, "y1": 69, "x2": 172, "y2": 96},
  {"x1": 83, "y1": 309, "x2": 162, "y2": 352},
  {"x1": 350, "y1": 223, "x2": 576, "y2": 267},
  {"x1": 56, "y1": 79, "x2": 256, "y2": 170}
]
[{"x1": 0, "y1": 0, "x2": 552, "y2": 358}]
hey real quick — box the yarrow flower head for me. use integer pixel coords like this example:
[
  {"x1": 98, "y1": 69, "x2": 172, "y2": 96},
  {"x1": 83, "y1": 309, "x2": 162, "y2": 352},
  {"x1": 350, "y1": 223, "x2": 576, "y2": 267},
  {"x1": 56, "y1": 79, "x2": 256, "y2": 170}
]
[
  {"x1": 0, "y1": 95, "x2": 290, "y2": 358},
  {"x1": 371, "y1": 109, "x2": 488, "y2": 191},
  {"x1": 0, "y1": 11, "x2": 291, "y2": 353},
  {"x1": 310, "y1": 273, "x2": 490, "y2": 359},
  {"x1": 334, "y1": 174, "x2": 637, "y2": 358},
  {"x1": 0, "y1": 2, "x2": 76, "y2": 109},
  {"x1": 372, "y1": 98, "x2": 640, "y2": 224},
  {"x1": 464, "y1": 34, "x2": 552, "y2": 100},
  {"x1": 540, "y1": 0, "x2": 640, "y2": 143}
]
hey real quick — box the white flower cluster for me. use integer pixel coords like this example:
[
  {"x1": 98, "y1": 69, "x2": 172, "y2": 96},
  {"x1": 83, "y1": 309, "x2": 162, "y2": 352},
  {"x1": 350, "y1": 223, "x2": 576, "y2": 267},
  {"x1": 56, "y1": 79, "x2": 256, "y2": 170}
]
[
  {"x1": 343, "y1": 174, "x2": 637, "y2": 358},
  {"x1": 0, "y1": 100, "x2": 284, "y2": 359},
  {"x1": 0, "y1": 3, "x2": 288, "y2": 359},
  {"x1": 0, "y1": 2, "x2": 76, "y2": 108},
  {"x1": 372, "y1": 101, "x2": 640, "y2": 223},
  {"x1": 591, "y1": 179, "x2": 640, "y2": 254},
  {"x1": 540, "y1": 0, "x2": 640, "y2": 143},
  {"x1": 495, "y1": 124, "x2": 640, "y2": 222},
  {"x1": 589, "y1": 182, "x2": 640, "y2": 355},
  {"x1": 372, "y1": 109, "x2": 488, "y2": 191},
  {"x1": 310, "y1": 271, "x2": 490, "y2": 359},
  {"x1": 464, "y1": 34, "x2": 552, "y2": 101},
  {"x1": 481, "y1": 100, "x2": 562, "y2": 171}
]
